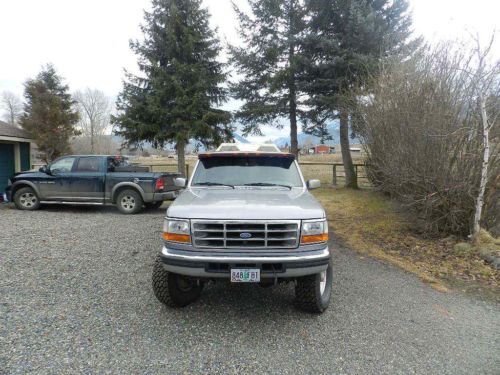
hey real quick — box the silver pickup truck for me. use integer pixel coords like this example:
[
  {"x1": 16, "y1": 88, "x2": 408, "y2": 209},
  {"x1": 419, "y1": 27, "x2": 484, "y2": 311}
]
[{"x1": 152, "y1": 144, "x2": 332, "y2": 313}]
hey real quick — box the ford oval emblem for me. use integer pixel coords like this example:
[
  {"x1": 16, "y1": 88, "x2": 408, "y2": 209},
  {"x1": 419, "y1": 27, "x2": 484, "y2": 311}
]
[{"x1": 240, "y1": 232, "x2": 252, "y2": 239}]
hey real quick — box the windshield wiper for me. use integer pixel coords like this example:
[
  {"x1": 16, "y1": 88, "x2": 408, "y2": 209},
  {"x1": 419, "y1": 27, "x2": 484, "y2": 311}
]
[
  {"x1": 243, "y1": 183, "x2": 292, "y2": 190},
  {"x1": 194, "y1": 182, "x2": 235, "y2": 189}
]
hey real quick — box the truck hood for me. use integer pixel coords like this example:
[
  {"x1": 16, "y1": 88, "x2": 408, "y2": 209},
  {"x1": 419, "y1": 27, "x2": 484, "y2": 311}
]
[
  {"x1": 13, "y1": 170, "x2": 47, "y2": 179},
  {"x1": 167, "y1": 187, "x2": 325, "y2": 220}
]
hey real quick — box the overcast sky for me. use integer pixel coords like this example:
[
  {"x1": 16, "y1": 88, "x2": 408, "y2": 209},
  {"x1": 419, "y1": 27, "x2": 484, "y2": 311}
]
[{"x1": 0, "y1": 0, "x2": 498, "y2": 140}]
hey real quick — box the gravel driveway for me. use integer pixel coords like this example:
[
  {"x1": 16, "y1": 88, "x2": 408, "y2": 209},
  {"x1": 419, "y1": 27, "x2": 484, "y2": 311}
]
[{"x1": 1, "y1": 205, "x2": 499, "y2": 374}]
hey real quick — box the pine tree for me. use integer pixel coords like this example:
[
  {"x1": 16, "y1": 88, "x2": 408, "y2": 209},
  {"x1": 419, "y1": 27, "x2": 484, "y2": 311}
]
[
  {"x1": 20, "y1": 64, "x2": 80, "y2": 162},
  {"x1": 230, "y1": 0, "x2": 308, "y2": 157},
  {"x1": 113, "y1": 0, "x2": 232, "y2": 176},
  {"x1": 305, "y1": 0, "x2": 418, "y2": 188},
  {"x1": 303, "y1": 114, "x2": 333, "y2": 144}
]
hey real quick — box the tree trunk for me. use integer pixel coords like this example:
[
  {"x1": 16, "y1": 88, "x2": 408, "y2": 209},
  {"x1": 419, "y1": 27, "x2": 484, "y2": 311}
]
[
  {"x1": 472, "y1": 94, "x2": 490, "y2": 236},
  {"x1": 288, "y1": 0, "x2": 299, "y2": 158},
  {"x1": 339, "y1": 109, "x2": 358, "y2": 189},
  {"x1": 176, "y1": 140, "x2": 187, "y2": 177},
  {"x1": 90, "y1": 118, "x2": 95, "y2": 154},
  {"x1": 289, "y1": 91, "x2": 298, "y2": 157}
]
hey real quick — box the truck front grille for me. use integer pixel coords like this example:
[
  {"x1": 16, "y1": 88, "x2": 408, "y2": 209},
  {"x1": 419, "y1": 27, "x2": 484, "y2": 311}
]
[{"x1": 191, "y1": 220, "x2": 300, "y2": 249}]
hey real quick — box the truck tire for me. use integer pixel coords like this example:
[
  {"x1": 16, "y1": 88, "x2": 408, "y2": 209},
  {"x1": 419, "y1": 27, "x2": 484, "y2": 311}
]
[
  {"x1": 152, "y1": 256, "x2": 203, "y2": 308},
  {"x1": 14, "y1": 187, "x2": 41, "y2": 211},
  {"x1": 116, "y1": 189, "x2": 143, "y2": 214},
  {"x1": 295, "y1": 261, "x2": 333, "y2": 313},
  {"x1": 144, "y1": 201, "x2": 163, "y2": 210}
]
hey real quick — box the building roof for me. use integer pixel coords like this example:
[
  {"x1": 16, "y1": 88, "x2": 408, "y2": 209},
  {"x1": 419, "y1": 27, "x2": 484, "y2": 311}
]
[
  {"x1": 0, "y1": 120, "x2": 32, "y2": 140},
  {"x1": 309, "y1": 144, "x2": 335, "y2": 149}
]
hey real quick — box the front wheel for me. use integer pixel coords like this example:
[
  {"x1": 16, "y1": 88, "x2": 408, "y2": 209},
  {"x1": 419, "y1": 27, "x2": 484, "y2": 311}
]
[
  {"x1": 152, "y1": 256, "x2": 203, "y2": 308},
  {"x1": 14, "y1": 187, "x2": 41, "y2": 211},
  {"x1": 295, "y1": 261, "x2": 333, "y2": 313},
  {"x1": 116, "y1": 189, "x2": 143, "y2": 214}
]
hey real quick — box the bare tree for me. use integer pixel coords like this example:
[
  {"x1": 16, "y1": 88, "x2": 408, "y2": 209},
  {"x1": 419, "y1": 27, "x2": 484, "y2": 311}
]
[
  {"x1": 74, "y1": 88, "x2": 113, "y2": 153},
  {"x1": 469, "y1": 32, "x2": 500, "y2": 236},
  {"x1": 1, "y1": 91, "x2": 23, "y2": 125}
]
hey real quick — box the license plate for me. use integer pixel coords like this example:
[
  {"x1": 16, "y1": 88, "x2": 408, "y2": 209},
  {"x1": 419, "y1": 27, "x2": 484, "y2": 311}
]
[{"x1": 231, "y1": 269, "x2": 260, "y2": 283}]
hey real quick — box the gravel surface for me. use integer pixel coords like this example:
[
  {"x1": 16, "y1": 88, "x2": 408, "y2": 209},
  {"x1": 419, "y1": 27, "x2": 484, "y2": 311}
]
[{"x1": 1, "y1": 205, "x2": 499, "y2": 374}]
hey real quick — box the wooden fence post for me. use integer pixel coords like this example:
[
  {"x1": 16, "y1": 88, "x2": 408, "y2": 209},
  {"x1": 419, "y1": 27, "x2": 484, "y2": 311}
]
[
  {"x1": 332, "y1": 164, "x2": 337, "y2": 185},
  {"x1": 186, "y1": 164, "x2": 190, "y2": 178}
]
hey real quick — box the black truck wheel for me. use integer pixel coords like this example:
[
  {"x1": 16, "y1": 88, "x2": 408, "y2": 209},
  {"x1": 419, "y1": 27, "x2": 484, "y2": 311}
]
[
  {"x1": 295, "y1": 261, "x2": 333, "y2": 313},
  {"x1": 116, "y1": 189, "x2": 143, "y2": 214},
  {"x1": 144, "y1": 201, "x2": 163, "y2": 210},
  {"x1": 152, "y1": 256, "x2": 203, "y2": 308},
  {"x1": 14, "y1": 187, "x2": 41, "y2": 211}
]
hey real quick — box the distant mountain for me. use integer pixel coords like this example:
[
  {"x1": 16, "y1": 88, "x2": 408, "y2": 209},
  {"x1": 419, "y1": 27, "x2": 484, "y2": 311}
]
[
  {"x1": 233, "y1": 133, "x2": 250, "y2": 144},
  {"x1": 110, "y1": 132, "x2": 250, "y2": 151},
  {"x1": 273, "y1": 120, "x2": 360, "y2": 148}
]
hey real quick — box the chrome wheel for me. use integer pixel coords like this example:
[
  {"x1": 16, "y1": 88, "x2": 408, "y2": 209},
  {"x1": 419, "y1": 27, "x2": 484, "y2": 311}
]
[
  {"x1": 121, "y1": 195, "x2": 136, "y2": 211},
  {"x1": 319, "y1": 271, "x2": 327, "y2": 295},
  {"x1": 19, "y1": 192, "x2": 38, "y2": 208}
]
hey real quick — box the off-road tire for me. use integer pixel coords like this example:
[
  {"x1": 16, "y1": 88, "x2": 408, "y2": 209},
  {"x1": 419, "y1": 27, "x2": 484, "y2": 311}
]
[
  {"x1": 152, "y1": 256, "x2": 203, "y2": 308},
  {"x1": 144, "y1": 201, "x2": 163, "y2": 210},
  {"x1": 295, "y1": 261, "x2": 333, "y2": 313},
  {"x1": 116, "y1": 189, "x2": 143, "y2": 214},
  {"x1": 13, "y1": 187, "x2": 41, "y2": 211}
]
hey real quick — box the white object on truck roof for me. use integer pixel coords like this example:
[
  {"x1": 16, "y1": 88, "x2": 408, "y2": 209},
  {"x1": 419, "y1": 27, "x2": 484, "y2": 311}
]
[{"x1": 216, "y1": 143, "x2": 281, "y2": 153}]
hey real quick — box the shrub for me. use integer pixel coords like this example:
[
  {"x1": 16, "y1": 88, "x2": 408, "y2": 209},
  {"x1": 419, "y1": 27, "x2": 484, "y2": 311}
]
[{"x1": 353, "y1": 44, "x2": 499, "y2": 236}]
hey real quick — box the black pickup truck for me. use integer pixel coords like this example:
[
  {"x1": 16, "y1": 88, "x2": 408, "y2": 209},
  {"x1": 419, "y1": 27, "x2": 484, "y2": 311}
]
[{"x1": 4, "y1": 155, "x2": 182, "y2": 214}]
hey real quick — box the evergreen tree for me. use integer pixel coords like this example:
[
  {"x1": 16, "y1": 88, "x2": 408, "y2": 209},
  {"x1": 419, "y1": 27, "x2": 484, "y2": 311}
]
[
  {"x1": 113, "y1": 0, "x2": 232, "y2": 176},
  {"x1": 305, "y1": 0, "x2": 418, "y2": 188},
  {"x1": 20, "y1": 64, "x2": 80, "y2": 162},
  {"x1": 302, "y1": 114, "x2": 333, "y2": 144},
  {"x1": 230, "y1": 0, "x2": 308, "y2": 157}
]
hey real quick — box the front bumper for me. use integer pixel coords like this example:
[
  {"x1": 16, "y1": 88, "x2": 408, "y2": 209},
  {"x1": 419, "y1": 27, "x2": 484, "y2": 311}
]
[
  {"x1": 160, "y1": 245, "x2": 330, "y2": 278},
  {"x1": 4, "y1": 187, "x2": 12, "y2": 202}
]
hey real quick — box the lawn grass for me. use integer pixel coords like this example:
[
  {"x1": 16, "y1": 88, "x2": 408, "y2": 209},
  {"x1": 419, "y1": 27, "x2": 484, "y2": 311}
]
[{"x1": 313, "y1": 186, "x2": 499, "y2": 297}]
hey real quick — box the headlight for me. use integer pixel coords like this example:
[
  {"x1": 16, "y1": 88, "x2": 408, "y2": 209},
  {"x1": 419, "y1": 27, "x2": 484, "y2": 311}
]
[
  {"x1": 301, "y1": 219, "x2": 328, "y2": 244},
  {"x1": 163, "y1": 218, "x2": 191, "y2": 243}
]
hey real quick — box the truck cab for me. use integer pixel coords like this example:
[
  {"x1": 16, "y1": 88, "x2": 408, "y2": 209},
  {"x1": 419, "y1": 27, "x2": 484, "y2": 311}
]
[{"x1": 152, "y1": 144, "x2": 332, "y2": 313}]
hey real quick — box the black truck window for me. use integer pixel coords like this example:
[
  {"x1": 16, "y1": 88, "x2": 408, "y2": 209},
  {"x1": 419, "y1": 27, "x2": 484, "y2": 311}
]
[
  {"x1": 50, "y1": 157, "x2": 76, "y2": 173},
  {"x1": 75, "y1": 157, "x2": 101, "y2": 173}
]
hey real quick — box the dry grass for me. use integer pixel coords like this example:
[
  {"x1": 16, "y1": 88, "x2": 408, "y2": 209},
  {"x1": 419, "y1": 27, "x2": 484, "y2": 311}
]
[{"x1": 313, "y1": 187, "x2": 499, "y2": 295}]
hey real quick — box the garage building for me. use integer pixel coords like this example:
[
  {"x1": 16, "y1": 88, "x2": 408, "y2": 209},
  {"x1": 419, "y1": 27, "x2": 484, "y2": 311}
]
[{"x1": 0, "y1": 120, "x2": 33, "y2": 194}]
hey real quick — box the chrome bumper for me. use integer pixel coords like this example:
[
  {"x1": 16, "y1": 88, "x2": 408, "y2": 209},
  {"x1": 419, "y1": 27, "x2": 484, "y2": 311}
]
[{"x1": 160, "y1": 246, "x2": 330, "y2": 278}]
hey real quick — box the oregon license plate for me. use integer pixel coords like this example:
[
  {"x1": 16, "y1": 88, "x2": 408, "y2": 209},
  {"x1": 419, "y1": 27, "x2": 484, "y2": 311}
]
[{"x1": 230, "y1": 269, "x2": 260, "y2": 283}]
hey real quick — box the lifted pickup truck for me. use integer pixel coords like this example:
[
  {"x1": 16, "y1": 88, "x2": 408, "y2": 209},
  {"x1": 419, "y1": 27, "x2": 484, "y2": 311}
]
[
  {"x1": 5, "y1": 155, "x2": 182, "y2": 214},
  {"x1": 152, "y1": 144, "x2": 332, "y2": 313}
]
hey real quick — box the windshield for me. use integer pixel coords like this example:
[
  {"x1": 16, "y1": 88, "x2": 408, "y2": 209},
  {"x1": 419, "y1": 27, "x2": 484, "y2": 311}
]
[{"x1": 191, "y1": 156, "x2": 304, "y2": 188}]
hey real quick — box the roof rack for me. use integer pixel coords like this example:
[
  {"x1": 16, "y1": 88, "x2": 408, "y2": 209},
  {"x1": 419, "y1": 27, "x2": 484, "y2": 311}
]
[{"x1": 216, "y1": 143, "x2": 281, "y2": 153}]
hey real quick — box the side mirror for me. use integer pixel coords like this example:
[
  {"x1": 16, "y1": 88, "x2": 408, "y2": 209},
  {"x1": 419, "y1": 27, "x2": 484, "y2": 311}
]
[
  {"x1": 174, "y1": 177, "x2": 187, "y2": 188},
  {"x1": 307, "y1": 179, "x2": 321, "y2": 190},
  {"x1": 39, "y1": 165, "x2": 50, "y2": 175}
]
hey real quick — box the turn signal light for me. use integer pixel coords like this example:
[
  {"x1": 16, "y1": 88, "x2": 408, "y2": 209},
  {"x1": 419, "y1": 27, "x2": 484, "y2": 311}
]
[
  {"x1": 162, "y1": 233, "x2": 191, "y2": 243},
  {"x1": 301, "y1": 233, "x2": 329, "y2": 244}
]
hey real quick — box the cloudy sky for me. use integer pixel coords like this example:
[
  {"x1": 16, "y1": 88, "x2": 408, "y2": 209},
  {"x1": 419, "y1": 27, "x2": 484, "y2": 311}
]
[{"x1": 0, "y1": 0, "x2": 498, "y2": 140}]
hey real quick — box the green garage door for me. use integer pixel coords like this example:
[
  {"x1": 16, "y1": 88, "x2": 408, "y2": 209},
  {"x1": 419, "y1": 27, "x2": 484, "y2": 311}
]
[{"x1": 0, "y1": 143, "x2": 15, "y2": 193}]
